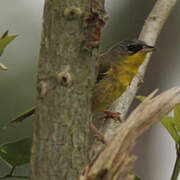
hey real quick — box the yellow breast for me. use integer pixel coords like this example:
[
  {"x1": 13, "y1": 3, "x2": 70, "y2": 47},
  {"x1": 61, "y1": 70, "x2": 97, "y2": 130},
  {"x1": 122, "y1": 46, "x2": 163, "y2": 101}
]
[{"x1": 92, "y1": 52, "x2": 147, "y2": 113}]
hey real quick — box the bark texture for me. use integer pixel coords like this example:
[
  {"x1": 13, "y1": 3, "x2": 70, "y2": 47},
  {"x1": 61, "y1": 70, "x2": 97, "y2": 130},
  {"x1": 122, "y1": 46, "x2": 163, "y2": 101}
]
[{"x1": 30, "y1": 1, "x2": 107, "y2": 179}]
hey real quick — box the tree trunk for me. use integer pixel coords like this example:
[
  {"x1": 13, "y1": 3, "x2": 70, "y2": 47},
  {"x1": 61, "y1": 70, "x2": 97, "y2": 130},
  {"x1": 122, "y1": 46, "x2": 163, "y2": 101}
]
[{"x1": 30, "y1": 0, "x2": 106, "y2": 179}]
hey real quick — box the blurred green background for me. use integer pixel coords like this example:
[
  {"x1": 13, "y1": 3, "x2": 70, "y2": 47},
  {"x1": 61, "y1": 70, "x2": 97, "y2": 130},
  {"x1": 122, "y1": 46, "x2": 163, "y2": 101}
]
[{"x1": 0, "y1": 0, "x2": 180, "y2": 179}]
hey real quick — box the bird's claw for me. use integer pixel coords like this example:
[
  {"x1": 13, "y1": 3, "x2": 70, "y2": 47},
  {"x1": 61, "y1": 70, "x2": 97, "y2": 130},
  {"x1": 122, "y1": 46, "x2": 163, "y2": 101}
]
[{"x1": 99, "y1": 109, "x2": 123, "y2": 122}]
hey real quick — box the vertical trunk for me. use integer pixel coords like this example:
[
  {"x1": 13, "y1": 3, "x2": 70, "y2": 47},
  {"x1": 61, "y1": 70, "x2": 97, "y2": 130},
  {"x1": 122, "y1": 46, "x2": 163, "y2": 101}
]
[{"x1": 30, "y1": 0, "x2": 106, "y2": 179}]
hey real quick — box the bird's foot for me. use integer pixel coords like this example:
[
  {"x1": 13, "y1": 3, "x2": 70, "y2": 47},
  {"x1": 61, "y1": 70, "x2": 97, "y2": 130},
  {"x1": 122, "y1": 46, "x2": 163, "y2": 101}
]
[
  {"x1": 99, "y1": 109, "x2": 123, "y2": 122},
  {"x1": 90, "y1": 123, "x2": 106, "y2": 144}
]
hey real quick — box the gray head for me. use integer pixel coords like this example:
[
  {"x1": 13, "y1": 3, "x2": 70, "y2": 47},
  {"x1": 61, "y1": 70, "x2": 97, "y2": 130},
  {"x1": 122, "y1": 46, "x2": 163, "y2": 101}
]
[{"x1": 110, "y1": 39, "x2": 155, "y2": 56}]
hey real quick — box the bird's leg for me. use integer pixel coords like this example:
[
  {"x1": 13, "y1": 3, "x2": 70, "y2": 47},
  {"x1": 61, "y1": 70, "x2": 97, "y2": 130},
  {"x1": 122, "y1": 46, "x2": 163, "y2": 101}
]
[
  {"x1": 90, "y1": 123, "x2": 106, "y2": 144},
  {"x1": 99, "y1": 109, "x2": 123, "y2": 122}
]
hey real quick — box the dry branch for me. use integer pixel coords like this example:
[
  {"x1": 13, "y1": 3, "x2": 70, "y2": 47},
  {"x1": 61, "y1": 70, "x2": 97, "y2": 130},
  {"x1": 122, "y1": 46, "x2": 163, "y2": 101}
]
[
  {"x1": 82, "y1": 2, "x2": 179, "y2": 178},
  {"x1": 79, "y1": 87, "x2": 180, "y2": 180}
]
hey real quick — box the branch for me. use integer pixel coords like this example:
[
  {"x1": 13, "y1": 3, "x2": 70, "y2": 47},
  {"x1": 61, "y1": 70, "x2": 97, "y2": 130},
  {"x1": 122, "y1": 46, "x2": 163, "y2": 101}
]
[
  {"x1": 83, "y1": 0, "x2": 179, "y2": 179},
  {"x1": 80, "y1": 87, "x2": 180, "y2": 180},
  {"x1": 91, "y1": 0, "x2": 178, "y2": 153},
  {"x1": 115, "y1": 0, "x2": 178, "y2": 119}
]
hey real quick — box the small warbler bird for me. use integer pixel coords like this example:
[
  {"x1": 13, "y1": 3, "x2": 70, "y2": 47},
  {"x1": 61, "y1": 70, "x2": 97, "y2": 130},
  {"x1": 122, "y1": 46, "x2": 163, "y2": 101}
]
[
  {"x1": 7, "y1": 40, "x2": 155, "y2": 126},
  {"x1": 92, "y1": 39, "x2": 155, "y2": 114}
]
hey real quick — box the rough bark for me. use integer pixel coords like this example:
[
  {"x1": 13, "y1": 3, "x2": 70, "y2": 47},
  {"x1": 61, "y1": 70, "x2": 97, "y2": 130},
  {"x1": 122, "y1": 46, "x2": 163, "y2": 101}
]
[{"x1": 30, "y1": 1, "x2": 107, "y2": 180}]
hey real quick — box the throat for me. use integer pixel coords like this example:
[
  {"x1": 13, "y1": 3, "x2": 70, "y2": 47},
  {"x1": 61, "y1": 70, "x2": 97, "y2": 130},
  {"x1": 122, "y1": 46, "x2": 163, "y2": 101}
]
[
  {"x1": 113, "y1": 53, "x2": 146, "y2": 88},
  {"x1": 123, "y1": 53, "x2": 146, "y2": 73}
]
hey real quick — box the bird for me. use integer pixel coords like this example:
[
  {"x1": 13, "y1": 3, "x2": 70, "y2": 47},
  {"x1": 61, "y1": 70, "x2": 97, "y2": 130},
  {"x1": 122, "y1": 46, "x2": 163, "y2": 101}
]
[
  {"x1": 6, "y1": 40, "x2": 155, "y2": 130},
  {"x1": 92, "y1": 39, "x2": 155, "y2": 114}
]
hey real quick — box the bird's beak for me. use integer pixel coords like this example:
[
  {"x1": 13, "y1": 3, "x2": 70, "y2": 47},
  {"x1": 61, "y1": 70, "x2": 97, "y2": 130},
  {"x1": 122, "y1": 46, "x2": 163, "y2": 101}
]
[{"x1": 141, "y1": 45, "x2": 156, "y2": 52}]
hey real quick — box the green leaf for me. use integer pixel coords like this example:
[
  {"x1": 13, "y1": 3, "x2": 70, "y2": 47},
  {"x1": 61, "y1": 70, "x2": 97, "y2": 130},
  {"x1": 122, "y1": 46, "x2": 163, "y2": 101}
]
[
  {"x1": 0, "y1": 137, "x2": 32, "y2": 167},
  {"x1": 161, "y1": 116, "x2": 180, "y2": 144},
  {"x1": 0, "y1": 33, "x2": 18, "y2": 56},
  {"x1": 174, "y1": 104, "x2": 180, "y2": 132},
  {"x1": 136, "y1": 95, "x2": 146, "y2": 102},
  {"x1": 134, "y1": 176, "x2": 142, "y2": 180}
]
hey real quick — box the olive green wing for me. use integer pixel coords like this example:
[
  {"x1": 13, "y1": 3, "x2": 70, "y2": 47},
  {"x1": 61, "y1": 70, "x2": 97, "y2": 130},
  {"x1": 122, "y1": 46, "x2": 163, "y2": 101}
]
[
  {"x1": 96, "y1": 44, "x2": 125, "y2": 82},
  {"x1": 96, "y1": 52, "x2": 112, "y2": 82}
]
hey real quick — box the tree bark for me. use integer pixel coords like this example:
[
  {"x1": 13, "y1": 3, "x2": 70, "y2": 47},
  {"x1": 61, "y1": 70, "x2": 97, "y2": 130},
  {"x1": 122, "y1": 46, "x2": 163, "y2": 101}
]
[{"x1": 30, "y1": 0, "x2": 107, "y2": 179}]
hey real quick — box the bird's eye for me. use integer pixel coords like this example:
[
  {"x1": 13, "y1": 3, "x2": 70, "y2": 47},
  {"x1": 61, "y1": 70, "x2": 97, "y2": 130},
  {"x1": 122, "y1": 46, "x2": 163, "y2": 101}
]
[{"x1": 127, "y1": 44, "x2": 143, "y2": 55}]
